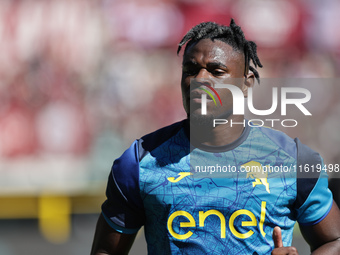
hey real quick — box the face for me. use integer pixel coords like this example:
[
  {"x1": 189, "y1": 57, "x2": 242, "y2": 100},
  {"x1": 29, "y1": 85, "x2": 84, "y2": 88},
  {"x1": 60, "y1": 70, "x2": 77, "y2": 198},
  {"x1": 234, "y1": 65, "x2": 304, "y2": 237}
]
[{"x1": 181, "y1": 38, "x2": 253, "y2": 125}]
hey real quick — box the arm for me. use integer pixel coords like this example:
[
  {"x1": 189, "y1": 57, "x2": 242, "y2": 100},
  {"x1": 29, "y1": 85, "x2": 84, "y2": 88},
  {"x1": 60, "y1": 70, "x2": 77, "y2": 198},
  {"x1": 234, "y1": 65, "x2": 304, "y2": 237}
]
[
  {"x1": 91, "y1": 213, "x2": 137, "y2": 255},
  {"x1": 300, "y1": 200, "x2": 340, "y2": 254},
  {"x1": 92, "y1": 141, "x2": 145, "y2": 255},
  {"x1": 271, "y1": 200, "x2": 340, "y2": 255},
  {"x1": 288, "y1": 140, "x2": 340, "y2": 254}
]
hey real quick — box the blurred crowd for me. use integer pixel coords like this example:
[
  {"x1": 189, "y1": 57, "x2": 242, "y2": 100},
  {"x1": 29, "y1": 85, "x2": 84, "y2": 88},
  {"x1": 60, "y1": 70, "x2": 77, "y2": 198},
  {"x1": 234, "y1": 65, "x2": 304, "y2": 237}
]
[{"x1": 0, "y1": 0, "x2": 339, "y2": 167}]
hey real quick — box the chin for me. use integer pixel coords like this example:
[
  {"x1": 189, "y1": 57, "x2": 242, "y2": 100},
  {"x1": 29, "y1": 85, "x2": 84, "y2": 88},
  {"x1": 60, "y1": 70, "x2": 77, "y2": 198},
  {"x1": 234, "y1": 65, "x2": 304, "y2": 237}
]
[{"x1": 188, "y1": 112, "x2": 215, "y2": 127}]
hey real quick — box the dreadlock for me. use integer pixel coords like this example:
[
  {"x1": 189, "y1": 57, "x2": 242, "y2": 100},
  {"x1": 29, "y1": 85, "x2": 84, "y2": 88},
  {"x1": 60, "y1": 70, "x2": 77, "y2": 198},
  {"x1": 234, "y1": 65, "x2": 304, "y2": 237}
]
[{"x1": 177, "y1": 19, "x2": 263, "y2": 83}]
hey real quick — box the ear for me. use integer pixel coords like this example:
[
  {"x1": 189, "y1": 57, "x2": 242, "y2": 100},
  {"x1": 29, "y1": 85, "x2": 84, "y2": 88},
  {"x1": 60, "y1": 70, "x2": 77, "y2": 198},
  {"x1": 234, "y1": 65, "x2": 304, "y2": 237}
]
[{"x1": 242, "y1": 72, "x2": 255, "y2": 98}]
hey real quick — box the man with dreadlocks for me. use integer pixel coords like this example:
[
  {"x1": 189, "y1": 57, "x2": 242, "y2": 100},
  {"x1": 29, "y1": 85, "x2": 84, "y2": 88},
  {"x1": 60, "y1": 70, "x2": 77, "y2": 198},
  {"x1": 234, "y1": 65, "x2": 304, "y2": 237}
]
[{"x1": 91, "y1": 19, "x2": 340, "y2": 254}]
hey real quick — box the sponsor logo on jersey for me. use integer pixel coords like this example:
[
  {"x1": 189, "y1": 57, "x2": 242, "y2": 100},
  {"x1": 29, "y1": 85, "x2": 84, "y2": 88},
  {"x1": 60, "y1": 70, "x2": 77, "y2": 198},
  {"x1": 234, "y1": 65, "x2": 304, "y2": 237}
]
[
  {"x1": 167, "y1": 201, "x2": 267, "y2": 240},
  {"x1": 167, "y1": 172, "x2": 193, "y2": 183}
]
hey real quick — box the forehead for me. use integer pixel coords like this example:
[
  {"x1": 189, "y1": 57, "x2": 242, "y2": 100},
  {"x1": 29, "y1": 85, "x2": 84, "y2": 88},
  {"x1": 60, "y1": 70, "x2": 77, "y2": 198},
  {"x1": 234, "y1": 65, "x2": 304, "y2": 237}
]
[{"x1": 183, "y1": 38, "x2": 244, "y2": 64}]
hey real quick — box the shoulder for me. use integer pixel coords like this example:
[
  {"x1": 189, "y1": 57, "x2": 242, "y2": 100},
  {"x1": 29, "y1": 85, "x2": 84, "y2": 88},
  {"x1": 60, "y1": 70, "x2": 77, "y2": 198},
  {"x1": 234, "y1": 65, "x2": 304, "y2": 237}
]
[
  {"x1": 294, "y1": 138, "x2": 328, "y2": 211},
  {"x1": 289, "y1": 139, "x2": 333, "y2": 225},
  {"x1": 102, "y1": 120, "x2": 188, "y2": 232},
  {"x1": 140, "y1": 120, "x2": 187, "y2": 150},
  {"x1": 138, "y1": 119, "x2": 187, "y2": 160},
  {"x1": 112, "y1": 119, "x2": 187, "y2": 176}
]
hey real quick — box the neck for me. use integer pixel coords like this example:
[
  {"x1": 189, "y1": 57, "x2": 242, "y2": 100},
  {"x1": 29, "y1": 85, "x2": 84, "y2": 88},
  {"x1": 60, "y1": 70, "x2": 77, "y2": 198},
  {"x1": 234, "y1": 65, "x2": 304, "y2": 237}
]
[{"x1": 188, "y1": 115, "x2": 245, "y2": 147}]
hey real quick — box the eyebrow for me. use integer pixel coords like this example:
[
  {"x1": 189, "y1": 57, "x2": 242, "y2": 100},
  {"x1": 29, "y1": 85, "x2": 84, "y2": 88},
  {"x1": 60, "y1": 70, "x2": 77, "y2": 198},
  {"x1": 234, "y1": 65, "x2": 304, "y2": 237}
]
[
  {"x1": 207, "y1": 62, "x2": 228, "y2": 69},
  {"x1": 182, "y1": 60, "x2": 198, "y2": 66},
  {"x1": 182, "y1": 60, "x2": 228, "y2": 69}
]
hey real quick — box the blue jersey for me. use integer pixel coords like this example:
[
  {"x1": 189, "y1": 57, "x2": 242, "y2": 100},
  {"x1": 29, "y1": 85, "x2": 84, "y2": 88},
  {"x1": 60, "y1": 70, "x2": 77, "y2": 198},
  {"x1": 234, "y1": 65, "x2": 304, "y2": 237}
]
[{"x1": 102, "y1": 120, "x2": 333, "y2": 254}]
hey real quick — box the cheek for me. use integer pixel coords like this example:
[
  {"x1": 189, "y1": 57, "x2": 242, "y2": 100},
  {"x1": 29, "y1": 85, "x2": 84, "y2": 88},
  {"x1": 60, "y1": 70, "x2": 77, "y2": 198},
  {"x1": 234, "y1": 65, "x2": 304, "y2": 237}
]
[
  {"x1": 181, "y1": 76, "x2": 191, "y2": 92},
  {"x1": 180, "y1": 78, "x2": 189, "y2": 104},
  {"x1": 218, "y1": 89, "x2": 232, "y2": 101},
  {"x1": 216, "y1": 89, "x2": 236, "y2": 111}
]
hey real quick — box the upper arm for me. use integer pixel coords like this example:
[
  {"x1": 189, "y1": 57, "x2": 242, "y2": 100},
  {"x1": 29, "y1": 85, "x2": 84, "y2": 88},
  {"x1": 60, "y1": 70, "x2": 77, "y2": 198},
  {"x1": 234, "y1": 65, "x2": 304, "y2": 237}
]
[
  {"x1": 92, "y1": 140, "x2": 145, "y2": 254},
  {"x1": 300, "y1": 201, "x2": 340, "y2": 252},
  {"x1": 91, "y1": 213, "x2": 137, "y2": 255},
  {"x1": 294, "y1": 139, "x2": 340, "y2": 252},
  {"x1": 101, "y1": 140, "x2": 145, "y2": 233}
]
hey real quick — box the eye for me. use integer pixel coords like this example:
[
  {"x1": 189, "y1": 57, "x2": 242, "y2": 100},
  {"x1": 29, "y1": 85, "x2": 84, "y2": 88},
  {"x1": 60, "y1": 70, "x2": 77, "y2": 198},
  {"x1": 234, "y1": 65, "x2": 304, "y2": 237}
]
[
  {"x1": 182, "y1": 66, "x2": 199, "y2": 76},
  {"x1": 210, "y1": 69, "x2": 225, "y2": 76}
]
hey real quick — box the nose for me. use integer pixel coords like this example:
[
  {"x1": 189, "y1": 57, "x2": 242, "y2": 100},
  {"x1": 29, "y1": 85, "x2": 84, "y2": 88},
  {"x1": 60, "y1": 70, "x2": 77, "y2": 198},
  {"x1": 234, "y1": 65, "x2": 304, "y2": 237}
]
[{"x1": 196, "y1": 68, "x2": 210, "y2": 79}]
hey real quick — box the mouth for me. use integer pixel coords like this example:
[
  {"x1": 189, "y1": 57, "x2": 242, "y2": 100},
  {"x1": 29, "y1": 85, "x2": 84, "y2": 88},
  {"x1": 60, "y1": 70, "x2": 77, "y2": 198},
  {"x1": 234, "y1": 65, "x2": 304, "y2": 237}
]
[
  {"x1": 187, "y1": 91, "x2": 210, "y2": 105},
  {"x1": 188, "y1": 86, "x2": 215, "y2": 104},
  {"x1": 190, "y1": 92, "x2": 213, "y2": 103},
  {"x1": 188, "y1": 80, "x2": 215, "y2": 102}
]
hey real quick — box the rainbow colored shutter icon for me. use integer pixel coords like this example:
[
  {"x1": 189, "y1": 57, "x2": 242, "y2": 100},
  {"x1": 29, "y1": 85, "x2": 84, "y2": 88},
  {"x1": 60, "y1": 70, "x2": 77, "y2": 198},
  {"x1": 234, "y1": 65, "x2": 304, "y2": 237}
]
[{"x1": 198, "y1": 84, "x2": 222, "y2": 106}]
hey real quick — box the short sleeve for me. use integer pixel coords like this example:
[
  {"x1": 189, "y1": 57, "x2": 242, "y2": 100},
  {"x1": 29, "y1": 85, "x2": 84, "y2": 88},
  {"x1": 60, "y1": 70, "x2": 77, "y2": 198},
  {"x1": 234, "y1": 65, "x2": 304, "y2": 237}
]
[
  {"x1": 101, "y1": 140, "x2": 145, "y2": 234},
  {"x1": 294, "y1": 138, "x2": 333, "y2": 226},
  {"x1": 295, "y1": 168, "x2": 333, "y2": 225}
]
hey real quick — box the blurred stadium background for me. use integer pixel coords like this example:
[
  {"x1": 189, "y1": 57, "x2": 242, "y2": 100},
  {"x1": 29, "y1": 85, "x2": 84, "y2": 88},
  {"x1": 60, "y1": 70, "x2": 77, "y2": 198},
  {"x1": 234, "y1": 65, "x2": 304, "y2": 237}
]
[{"x1": 0, "y1": 0, "x2": 339, "y2": 254}]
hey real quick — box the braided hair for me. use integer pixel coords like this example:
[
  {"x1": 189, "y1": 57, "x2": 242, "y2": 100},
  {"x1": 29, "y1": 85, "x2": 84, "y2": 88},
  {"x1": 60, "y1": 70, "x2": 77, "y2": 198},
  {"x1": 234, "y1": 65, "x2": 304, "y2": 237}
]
[{"x1": 177, "y1": 19, "x2": 262, "y2": 83}]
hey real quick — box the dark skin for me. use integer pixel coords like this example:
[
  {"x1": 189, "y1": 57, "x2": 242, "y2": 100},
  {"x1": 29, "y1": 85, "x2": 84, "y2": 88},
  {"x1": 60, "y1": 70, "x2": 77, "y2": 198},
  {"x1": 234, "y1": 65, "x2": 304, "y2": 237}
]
[
  {"x1": 91, "y1": 214, "x2": 137, "y2": 255},
  {"x1": 181, "y1": 39, "x2": 253, "y2": 147},
  {"x1": 91, "y1": 38, "x2": 340, "y2": 255}
]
